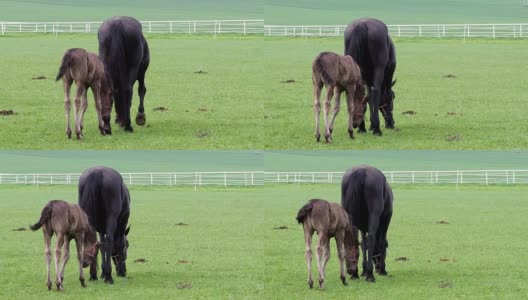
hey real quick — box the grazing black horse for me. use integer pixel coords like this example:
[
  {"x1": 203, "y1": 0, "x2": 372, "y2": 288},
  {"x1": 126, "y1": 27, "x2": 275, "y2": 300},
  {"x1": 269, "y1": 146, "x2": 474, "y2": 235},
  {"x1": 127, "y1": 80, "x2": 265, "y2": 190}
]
[
  {"x1": 341, "y1": 165, "x2": 393, "y2": 283},
  {"x1": 344, "y1": 18, "x2": 397, "y2": 136},
  {"x1": 98, "y1": 16, "x2": 150, "y2": 133},
  {"x1": 78, "y1": 166, "x2": 131, "y2": 284}
]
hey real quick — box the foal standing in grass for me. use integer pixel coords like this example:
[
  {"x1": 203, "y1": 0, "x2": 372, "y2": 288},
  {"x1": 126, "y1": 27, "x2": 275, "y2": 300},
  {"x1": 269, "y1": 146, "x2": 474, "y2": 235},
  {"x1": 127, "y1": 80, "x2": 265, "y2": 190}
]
[
  {"x1": 297, "y1": 199, "x2": 359, "y2": 289},
  {"x1": 56, "y1": 48, "x2": 113, "y2": 139},
  {"x1": 312, "y1": 52, "x2": 365, "y2": 143},
  {"x1": 30, "y1": 200, "x2": 99, "y2": 291}
]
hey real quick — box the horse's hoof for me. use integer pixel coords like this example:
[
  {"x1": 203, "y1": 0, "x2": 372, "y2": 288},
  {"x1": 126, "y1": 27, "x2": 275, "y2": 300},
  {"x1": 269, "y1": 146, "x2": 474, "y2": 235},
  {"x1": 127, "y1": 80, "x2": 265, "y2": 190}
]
[
  {"x1": 56, "y1": 283, "x2": 63, "y2": 291},
  {"x1": 104, "y1": 278, "x2": 114, "y2": 285},
  {"x1": 135, "y1": 113, "x2": 146, "y2": 126},
  {"x1": 341, "y1": 276, "x2": 348, "y2": 286},
  {"x1": 124, "y1": 126, "x2": 134, "y2": 133},
  {"x1": 358, "y1": 128, "x2": 367, "y2": 133},
  {"x1": 348, "y1": 129, "x2": 354, "y2": 139},
  {"x1": 308, "y1": 281, "x2": 313, "y2": 289},
  {"x1": 377, "y1": 270, "x2": 388, "y2": 276},
  {"x1": 89, "y1": 276, "x2": 98, "y2": 281},
  {"x1": 114, "y1": 118, "x2": 119, "y2": 124},
  {"x1": 47, "y1": 282, "x2": 52, "y2": 290},
  {"x1": 366, "y1": 276, "x2": 376, "y2": 283},
  {"x1": 315, "y1": 133, "x2": 321, "y2": 142},
  {"x1": 80, "y1": 279, "x2": 86, "y2": 287},
  {"x1": 373, "y1": 130, "x2": 382, "y2": 136}
]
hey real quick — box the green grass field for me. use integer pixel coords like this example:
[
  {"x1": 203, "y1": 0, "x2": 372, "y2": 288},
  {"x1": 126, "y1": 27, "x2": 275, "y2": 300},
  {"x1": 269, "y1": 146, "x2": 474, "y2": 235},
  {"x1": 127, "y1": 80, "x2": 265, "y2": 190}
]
[
  {"x1": 264, "y1": 37, "x2": 528, "y2": 149},
  {"x1": 1, "y1": 184, "x2": 527, "y2": 299},
  {"x1": 265, "y1": 0, "x2": 528, "y2": 25},
  {"x1": 0, "y1": 0, "x2": 263, "y2": 21},
  {"x1": 0, "y1": 35, "x2": 264, "y2": 150}
]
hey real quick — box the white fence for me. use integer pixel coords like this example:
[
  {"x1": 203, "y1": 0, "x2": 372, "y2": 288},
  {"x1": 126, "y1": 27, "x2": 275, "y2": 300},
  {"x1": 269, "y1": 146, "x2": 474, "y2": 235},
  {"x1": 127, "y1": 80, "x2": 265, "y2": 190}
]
[
  {"x1": 0, "y1": 171, "x2": 263, "y2": 187},
  {"x1": 0, "y1": 19, "x2": 264, "y2": 35},
  {"x1": 264, "y1": 170, "x2": 528, "y2": 185},
  {"x1": 264, "y1": 23, "x2": 528, "y2": 39},
  {"x1": 1, "y1": 170, "x2": 527, "y2": 187}
]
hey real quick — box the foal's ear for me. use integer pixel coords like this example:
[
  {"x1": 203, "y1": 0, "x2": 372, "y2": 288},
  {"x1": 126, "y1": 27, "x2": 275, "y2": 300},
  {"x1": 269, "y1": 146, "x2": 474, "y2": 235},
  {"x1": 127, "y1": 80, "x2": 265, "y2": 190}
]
[
  {"x1": 125, "y1": 225, "x2": 131, "y2": 236},
  {"x1": 391, "y1": 79, "x2": 397, "y2": 87}
]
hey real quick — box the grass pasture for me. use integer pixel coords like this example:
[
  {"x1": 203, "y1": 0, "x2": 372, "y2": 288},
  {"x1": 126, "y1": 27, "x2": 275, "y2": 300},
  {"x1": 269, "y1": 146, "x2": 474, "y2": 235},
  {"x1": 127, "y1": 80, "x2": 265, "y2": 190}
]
[
  {"x1": 264, "y1": 37, "x2": 528, "y2": 149},
  {"x1": 0, "y1": 35, "x2": 264, "y2": 149},
  {"x1": 1, "y1": 184, "x2": 527, "y2": 299}
]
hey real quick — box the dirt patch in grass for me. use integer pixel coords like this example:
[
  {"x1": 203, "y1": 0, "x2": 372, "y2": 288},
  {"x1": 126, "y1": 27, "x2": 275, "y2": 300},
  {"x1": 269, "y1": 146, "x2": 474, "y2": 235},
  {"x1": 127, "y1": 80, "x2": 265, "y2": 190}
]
[
  {"x1": 280, "y1": 79, "x2": 296, "y2": 83},
  {"x1": 196, "y1": 130, "x2": 210, "y2": 138},
  {"x1": 153, "y1": 107, "x2": 168, "y2": 112},
  {"x1": 0, "y1": 110, "x2": 15, "y2": 116},
  {"x1": 439, "y1": 258, "x2": 451, "y2": 262},
  {"x1": 273, "y1": 225, "x2": 289, "y2": 230},
  {"x1": 12, "y1": 227, "x2": 27, "y2": 231},
  {"x1": 438, "y1": 280, "x2": 453, "y2": 288},
  {"x1": 402, "y1": 110, "x2": 416, "y2": 115},
  {"x1": 436, "y1": 220, "x2": 450, "y2": 224},
  {"x1": 197, "y1": 108, "x2": 209, "y2": 112},
  {"x1": 175, "y1": 222, "x2": 189, "y2": 226},
  {"x1": 178, "y1": 260, "x2": 190, "y2": 264},
  {"x1": 446, "y1": 133, "x2": 462, "y2": 142},
  {"x1": 447, "y1": 112, "x2": 461, "y2": 116},
  {"x1": 395, "y1": 257, "x2": 409, "y2": 262},
  {"x1": 443, "y1": 74, "x2": 456, "y2": 78},
  {"x1": 32, "y1": 76, "x2": 47, "y2": 80},
  {"x1": 194, "y1": 70, "x2": 208, "y2": 74},
  {"x1": 133, "y1": 258, "x2": 147, "y2": 263},
  {"x1": 176, "y1": 282, "x2": 192, "y2": 289}
]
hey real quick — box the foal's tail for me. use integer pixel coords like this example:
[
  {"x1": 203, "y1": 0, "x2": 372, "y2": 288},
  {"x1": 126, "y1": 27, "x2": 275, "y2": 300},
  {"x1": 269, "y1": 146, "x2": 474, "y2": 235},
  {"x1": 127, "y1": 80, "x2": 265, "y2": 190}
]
[
  {"x1": 30, "y1": 202, "x2": 53, "y2": 231},
  {"x1": 296, "y1": 200, "x2": 316, "y2": 224},
  {"x1": 55, "y1": 50, "x2": 74, "y2": 81}
]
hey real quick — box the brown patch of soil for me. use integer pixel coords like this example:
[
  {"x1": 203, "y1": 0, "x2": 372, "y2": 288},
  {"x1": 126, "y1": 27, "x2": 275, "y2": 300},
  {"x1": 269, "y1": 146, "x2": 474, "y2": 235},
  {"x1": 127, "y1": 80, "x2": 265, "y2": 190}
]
[
  {"x1": 440, "y1": 258, "x2": 450, "y2": 262},
  {"x1": 395, "y1": 257, "x2": 409, "y2": 262},
  {"x1": 436, "y1": 220, "x2": 450, "y2": 224},
  {"x1": 178, "y1": 260, "x2": 190, "y2": 264},
  {"x1": 443, "y1": 74, "x2": 456, "y2": 78},
  {"x1": 438, "y1": 280, "x2": 453, "y2": 288},
  {"x1": 175, "y1": 222, "x2": 189, "y2": 226},
  {"x1": 194, "y1": 70, "x2": 208, "y2": 74},
  {"x1": 0, "y1": 110, "x2": 15, "y2": 116},
  {"x1": 446, "y1": 112, "x2": 460, "y2": 116},
  {"x1": 446, "y1": 133, "x2": 461, "y2": 142},
  {"x1": 196, "y1": 130, "x2": 210, "y2": 138},
  {"x1": 153, "y1": 107, "x2": 168, "y2": 112},
  {"x1": 402, "y1": 110, "x2": 416, "y2": 115},
  {"x1": 281, "y1": 79, "x2": 296, "y2": 83},
  {"x1": 197, "y1": 108, "x2": 209, "y2": 112},
  {"x1": 12, "y1": 227, "x2": 27, "y2": 231},
  {"x1": 273, "y1": 226, "x2": 288, "y2": 230},
  {"x1": 32, "y1": 76, "x2": 47, "y2": 80},
  {"x1": 176, "y1": 282, "x2": 192, "y2": 289},
  {"x1": 133, "y1": 258, "x2": 147, "y2": 263}
]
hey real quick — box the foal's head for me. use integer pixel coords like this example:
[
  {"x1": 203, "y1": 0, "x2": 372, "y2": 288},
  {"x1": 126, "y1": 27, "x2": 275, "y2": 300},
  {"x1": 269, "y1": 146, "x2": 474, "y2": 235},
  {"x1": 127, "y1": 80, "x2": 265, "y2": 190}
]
[
  {"x1": 100, "y1": 70, "x2": 114, "y2": 134},
  {"x1": 344, "y1": 226, "x2": 360, "y2": 276},
  {"x1": 82, "y1": 225, "x2": 100, "y2": 268},
  {"x1": 112, "y1": 225, "x2": 130, "y2": 277}
]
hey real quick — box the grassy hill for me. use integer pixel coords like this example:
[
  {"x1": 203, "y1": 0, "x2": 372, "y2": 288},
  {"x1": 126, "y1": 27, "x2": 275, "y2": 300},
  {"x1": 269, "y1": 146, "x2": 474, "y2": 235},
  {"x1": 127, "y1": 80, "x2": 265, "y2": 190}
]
[
  {"x1": 0, "y1": 0, "x2": 263, "y2": 21},
  {"x1": 265, "y1": 0, "x2": 528, "y2": 24}
]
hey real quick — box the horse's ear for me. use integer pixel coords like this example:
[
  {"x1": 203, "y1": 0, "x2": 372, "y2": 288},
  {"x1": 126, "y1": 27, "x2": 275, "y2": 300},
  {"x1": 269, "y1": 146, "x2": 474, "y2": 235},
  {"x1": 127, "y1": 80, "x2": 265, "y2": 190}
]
[
  {"x1": 391, "y1": 79, "x2": 397, "y2": 87},
  {"x1": 125, "y1": 225, "x2": 131, "y2": 236}
]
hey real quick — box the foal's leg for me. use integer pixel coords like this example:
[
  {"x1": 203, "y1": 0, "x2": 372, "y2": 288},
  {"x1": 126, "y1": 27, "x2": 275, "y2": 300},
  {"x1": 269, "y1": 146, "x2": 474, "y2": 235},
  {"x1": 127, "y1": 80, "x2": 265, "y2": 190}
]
[
  {"x1": 63, "y1": 79, "x2": 73, "y2": 138},
  {"x1": 77, "y1": 87, "x2": 89, "y2": 138},
  {"x1": 304, "y1": 227, "x2": 314, "y2": 288},
  {"x1": 59, "y1": 237, "x2": 71, "y2": 284},
  {"x1": 328, "y1": 86, "x2": 341, "y2": 137},
  {"x1": 135, "y1": 65, "x2": 148, "y2": 126},
  {"x1": 91, "y1": 84, "x2": 105, "y2": 135},
  {"x1": 44, "y1": 231, "x2": 53, "y2": 290},
  {"x1": 316, "y1": 233, "x2": 328, "y2": 289},
  {"x1": 73, "y1": 82, "x2": 86, "y2": 139},
  {"x1": 323, "y1": 85, "x2": 334, "y2": 143},
  {"x1": 54, "y1": 233, "x2": 65, "y2": 290},
  {"x1": 346, "y1": 85, "x2": 357, "y2": 139},
  {"x1": 335, "y1": 230, "x2": 347, "y2": 286},
  {"x1": 313, "y1": 80, "x2": 323, "y2": 142},
  {"x1": 75, "y1": 237, "x2": 87, "y2": 287}
]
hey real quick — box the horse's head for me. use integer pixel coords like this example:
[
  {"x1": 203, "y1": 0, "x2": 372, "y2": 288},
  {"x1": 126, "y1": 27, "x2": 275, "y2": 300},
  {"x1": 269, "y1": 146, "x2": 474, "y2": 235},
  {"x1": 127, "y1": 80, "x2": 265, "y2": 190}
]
[
  {"x1": 344, "y1": 226, "x2": 360, "y2": 277},
  {"x1": 112, "y1": 225, "x2": 130, "y2": 277},
  {"x1": 82, "y1": 226, "x2": 101, "y2": 268},
  {"x1": 100, "y1": 70, "x2": 114, "y2": 134},
  {"x1": 352, "y1": 82, "x2": 367, "y2": 128}
]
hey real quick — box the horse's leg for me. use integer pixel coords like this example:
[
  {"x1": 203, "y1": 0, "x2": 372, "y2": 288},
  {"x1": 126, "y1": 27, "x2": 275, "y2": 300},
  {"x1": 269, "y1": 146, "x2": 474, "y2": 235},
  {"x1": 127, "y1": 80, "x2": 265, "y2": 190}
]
[
  {"x1": 329, "y1": 86, "x2": 341, "y2": 137},
  {"x1": 365, "y1": 216, "x2": 380, "y2": 283},
  {"x1": 59, "y1": 237, "x2": 71, "y2": 284},
  {"x1": 323, "y1": 85, "x2": 334, "y2": 143},
  {"x1": 98, "y1": 232, "x2": 106, "y2": 279},
  {"x1": 102, "y1": 217, "x2": 118, "y2": 284},
  {"x1": 123, "y1": 87, "x2": 134, "y2": 132},
  {"x1": 54, "y1": 233, "x2": 65, "y2": 290},
  {"x1": 313, "y1": 80, "x2": 323, "y2": 142},
  {"x1": 44, "y1": 231, "x2": 52, "y2": 290},
  {"x1": 63, "y1": 79, "x2": 73, "y2": 138},
  {"x1": 92, "y1": 84, "x2": 105, "y2": 135},
  {"x1": 75, "y1": 237, "x2": 87, "y2": 287},
  {"x1": 335, "y1": 230, "x2": 347, "y2": 286},
  {"x1": 135, "y1": 65, "x2": 147, "y2": 126},
  {"x1": 316, "y1": 233, "x2": 328, "y2": 289},
  {"x1": 73, "y1": 83, "x2": 85, "y2": 139},
  {"x1": 77, "y1": 87, "x2": 89, "y2": 139},
  {"x1": 345, "y1": 85, "x2": 356, "y2": 139},
  {"x1": 369, "y1": 67, "x2": 385, "y2": 136},
  {"x1": 304, "y1": 227, "x2": 314, "y2": 288},
  {"x1": 375, "y1": 213, "x2": 392, "y2": 276},
  {"x1": 360, "y1": 231, "x2": 368, "y2": 277}
]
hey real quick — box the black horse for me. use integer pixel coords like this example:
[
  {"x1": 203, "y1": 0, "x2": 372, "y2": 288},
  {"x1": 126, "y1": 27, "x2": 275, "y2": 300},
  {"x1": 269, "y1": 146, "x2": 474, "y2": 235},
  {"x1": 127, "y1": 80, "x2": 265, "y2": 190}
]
[
  {"x1": 78, "y1": 166, "x2": 131, "y2": 284},
  {"x1": 98, "y1": 16, "x2": 150, "y2": 133},
  {"x1": 341, "y1": 165, "x2": 393, "y2": 283},
  {"x1": 344, "y1": 18, "x2": 397, "y2": 136}
]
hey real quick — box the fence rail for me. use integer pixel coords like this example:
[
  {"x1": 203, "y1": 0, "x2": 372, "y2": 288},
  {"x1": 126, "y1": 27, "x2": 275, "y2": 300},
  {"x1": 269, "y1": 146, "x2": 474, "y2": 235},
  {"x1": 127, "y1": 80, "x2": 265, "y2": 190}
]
[
  {"x1": 264, "y1": 23, "x2": 528, "y2": 39},
  {"x1": 0, "y1": 171, "x2": 263, "y2": 187},
  {"x1": 264, "y1": 170, "x2": 528, "y2": 185},
  {"x1": 1, "y1": 170, "x2": 527, "y2": 187},
  {"x1": 0, "y1": 19, "x2": 264, "y2": 35}
]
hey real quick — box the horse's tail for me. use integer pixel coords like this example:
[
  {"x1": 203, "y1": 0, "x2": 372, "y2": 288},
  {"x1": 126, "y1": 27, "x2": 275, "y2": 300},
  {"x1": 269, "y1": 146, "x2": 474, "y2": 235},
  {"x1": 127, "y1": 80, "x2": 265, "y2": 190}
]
[
  {"x1": 313, "y1": 53, "x2": 334, "y2": 84},
  {"x1": 343, "y1": 168, "x2": 367, "y2": 206},
  {"x1": 79, "y1": 171, "x2": 103, "y2": 226},
  {"x1": 102, "y1": 25, "x2": 127, "y2": 123},
  {"x1": 296, "y1": 200, "x2": 316, "y2": 224},
  {"x1": 30, "y1": 202, "x2": 54, "y2": 231},
  {"x1": 56, "y1": 50, "x2": 74, "y2": 81}
]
